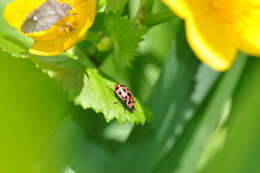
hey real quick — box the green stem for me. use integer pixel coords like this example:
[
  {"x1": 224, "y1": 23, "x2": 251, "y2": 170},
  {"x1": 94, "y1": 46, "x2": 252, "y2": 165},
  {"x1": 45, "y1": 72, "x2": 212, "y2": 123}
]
[
  {"x1": 142, "y1": 9, "x2": 176, "y2": 27},
  {"x1": 144, "y1": 0, "x2": 156, "y2": 12}
]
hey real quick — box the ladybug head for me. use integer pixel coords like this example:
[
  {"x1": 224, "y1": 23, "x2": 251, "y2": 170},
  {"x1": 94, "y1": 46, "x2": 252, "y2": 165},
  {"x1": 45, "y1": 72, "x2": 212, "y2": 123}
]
[
  {"x1": 114, "y1": 83, "x2": 121, "y2": 91},
  {"x1": 126, "y1": 100, "x2": 135, "y2": 112},
  {"x1": 129, "y1": 104, "x2": 135, "y2": 112}
]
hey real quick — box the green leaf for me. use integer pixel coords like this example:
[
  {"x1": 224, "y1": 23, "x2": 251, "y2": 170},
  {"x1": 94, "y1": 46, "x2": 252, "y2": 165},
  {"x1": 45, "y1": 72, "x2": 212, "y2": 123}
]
[
  {"x1": 105, "y1": 0, "x2": 128, "y2": 14},
  {"x1": 30, "y1": 45, "x2": 98, "y2": 100},
  {"x1": 29, "y1": 115, "x2": 85, "y2": 173},
  {"x1": 104, "y1": 14, "x2": 148, "y2": 68},
  {"x1": 32, "y1": 50, "x2": 150, "y2": 124},
  {"x1": 156, "y1": 53, "x2": 248, "y2": 173},
  {"x1": 68, "y1": 135, "x2": 111, "y2": 173},
  {"x1": 29, "y1": 44, "x2": 150, "y2": 125},
  {"x1": 200, "y1": 58, "x2": 260, "y2": 173},
  {"x1": 28, "y1": 107, "x2": 112, "y2": 173},
  {"x1": 97, "y1": 0, "x2": 107, "y2": 12},
  {"x1": 144, "y1": 0, "x2": 155, "y2": 12},
  {"x1": 0, "y1": 51, "x2": 70, "y2": 172},
  {"x1": 74, "y1": 68, "x2": 151, "y2": 125},
  {"x1": 31, "y1": 54, "x2": 85, "y2": 100},
  {"x1": 142, "y1": 9, "x2": 176, "y2": 27}
]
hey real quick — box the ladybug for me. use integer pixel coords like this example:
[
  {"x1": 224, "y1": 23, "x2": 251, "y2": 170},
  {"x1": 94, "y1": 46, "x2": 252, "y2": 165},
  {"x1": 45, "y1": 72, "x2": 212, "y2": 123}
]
[{"x1": 113, "y1": 83, "x2": 135, "y2": 112}]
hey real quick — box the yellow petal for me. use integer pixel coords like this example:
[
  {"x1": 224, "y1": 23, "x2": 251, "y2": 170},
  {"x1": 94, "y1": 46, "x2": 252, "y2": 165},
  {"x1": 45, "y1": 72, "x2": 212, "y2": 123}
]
[
  {"x1": 185, "y1": 0, "x2": 238, "y2": 71},
  {"x1": 4, "y1": 0, "x2": 46, "y2": 31},
  {"x1": 29, "y1": 0, "x2": 95, "y2": 56},
  {"x1": 72, "y1": 0, "x2": 96, "y2": 41},
  {"x1": 162, "y1": 0, "x2": 189, "y2": 19},
  {"x1": 236, "y1": 1, "x2": 260, "y2": 55},
  {"x1": 4, "y1": 0, "x2": 96, "y2": 56},
  {"x1": 29, "y1": 36, "x2": 66, "y2": 56}
]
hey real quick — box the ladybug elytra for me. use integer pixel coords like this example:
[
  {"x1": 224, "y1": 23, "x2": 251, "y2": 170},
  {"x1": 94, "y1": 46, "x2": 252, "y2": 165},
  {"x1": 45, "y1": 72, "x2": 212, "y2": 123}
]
[{"x1": 113, "y1": 84, "x2": 135, "y2": 112}]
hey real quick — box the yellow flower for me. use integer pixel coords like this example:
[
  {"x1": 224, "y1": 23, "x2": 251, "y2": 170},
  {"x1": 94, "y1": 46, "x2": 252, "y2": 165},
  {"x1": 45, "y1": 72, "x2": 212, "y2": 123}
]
[
  {"x1": 4, "y1": 0, "x2": 96, "y2": 56},
  {"x1": 163, "y1": 0, "x2": 260, "y2": 71}
]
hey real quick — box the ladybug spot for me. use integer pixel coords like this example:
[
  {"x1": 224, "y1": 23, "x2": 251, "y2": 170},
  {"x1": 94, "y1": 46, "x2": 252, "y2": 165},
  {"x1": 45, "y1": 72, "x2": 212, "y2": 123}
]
[
  {"x1": 115, "y1": 86, "x2": 119, "y2": 90},
  {"x1": 119, "y1": 91, "x2": 122, "y2": 95},
  {"x1": 127, "y1": 93, "x2": 132, "y2": 98},
  {"x1": 123, "y1": 89, "x2": 126, "y2": 92}
]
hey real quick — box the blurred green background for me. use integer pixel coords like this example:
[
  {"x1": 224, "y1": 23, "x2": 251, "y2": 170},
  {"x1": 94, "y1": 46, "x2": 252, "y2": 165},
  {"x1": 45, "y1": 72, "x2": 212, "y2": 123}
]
[{"x1": 1, "y1": 0, "x2": 260, "y2": 173}]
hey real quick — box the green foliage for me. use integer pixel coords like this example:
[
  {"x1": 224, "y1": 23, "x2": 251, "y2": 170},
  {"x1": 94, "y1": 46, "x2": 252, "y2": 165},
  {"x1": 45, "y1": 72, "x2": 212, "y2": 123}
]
[
  {"x1": 74, "y1": 68, "x2": 150, "y2": 124},
  {"x1": 0, "y1": 0, "x2": 259, "y2": 173},
  {"x1": 31, "y1": 54, "x2": 85, "y2": 99},
  {"x1": 31, "y1": 53, "x2": 149, "y2": 124},
  {"x1": 104, "y1": 21, "x2": 200, "y2": 173},
  {"x1": 201, "y1": 58, "x2": 260, "y2": 173},
  {"x1": 104, "y1": 14, "x2": 148, "y2": 68},
  {"x1": 156, "y1": 53, "x2": 247, "y2": 173},
  {"x1": 0, "y1": 51, "x2": 70, "y2": 172},
  {"x1": 105, "y1": 0, "x2": 128, "y2": 14}
]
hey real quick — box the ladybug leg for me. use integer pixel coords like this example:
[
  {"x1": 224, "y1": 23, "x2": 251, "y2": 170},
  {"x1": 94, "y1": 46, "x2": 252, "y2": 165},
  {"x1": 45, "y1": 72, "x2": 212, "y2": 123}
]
[
  {"x1": 106, "y1": 85, "x2": 114, "y2": 92},
  {"x1": 114, "y1": 101, "x2": 119, "y2": 104}
]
